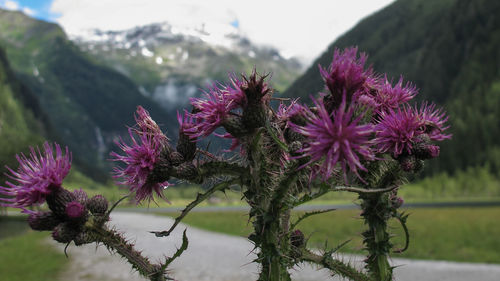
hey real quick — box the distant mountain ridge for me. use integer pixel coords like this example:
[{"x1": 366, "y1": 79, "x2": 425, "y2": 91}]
[
  {"x1": 284, "y1": 0, "x2": 500, "y2": 176},
  {"x1": 0, "y1": 9, "x2": 175, "y2": 179},
  {"x1": 0, "y1": 9, "x2": 303, "y2": 180},
  {"x1": 72, "y1": 21, "x2": 302, "y2": 111}
]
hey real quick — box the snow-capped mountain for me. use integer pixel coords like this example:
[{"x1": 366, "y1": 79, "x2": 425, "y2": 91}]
[{"x1": 73, "y1": 22, "x2": 303, "y2": 110}]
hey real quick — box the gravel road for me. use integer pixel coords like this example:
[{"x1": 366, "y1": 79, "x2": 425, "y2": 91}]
[{"x1": 52, "y1": 212, "x2": 500, "y2": 281}]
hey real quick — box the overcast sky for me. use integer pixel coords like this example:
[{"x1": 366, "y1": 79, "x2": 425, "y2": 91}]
[{"x1": 1, "y1": 0, "x2": 395, "y2": 66}]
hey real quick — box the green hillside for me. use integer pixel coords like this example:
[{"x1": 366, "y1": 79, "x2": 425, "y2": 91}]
[
  {"x1": 0, "y1": 46, "x2": 45, "y2": 181},
  {"x1": 0, "y1": 9, "x2": 176, "y2": 180},
  {"x1": 284, "y1": 0, "x2": 500, "y2": 177}
]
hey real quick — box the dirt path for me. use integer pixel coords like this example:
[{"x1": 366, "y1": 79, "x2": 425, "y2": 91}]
[{"x1": 52, "y1": 212, "x2": 500, "y2": 281}]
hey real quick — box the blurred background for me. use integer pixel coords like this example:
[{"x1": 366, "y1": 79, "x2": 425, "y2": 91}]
[{"x1": 0, "y1": 0, "x2": 499, "y2": 280}]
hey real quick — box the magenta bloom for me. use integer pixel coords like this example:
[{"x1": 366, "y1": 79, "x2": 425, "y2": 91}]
[
  {"x1": 111, "y1": 129, "x2": 171, "y2": 204},
  {"x1": 319, "y1": 47, "x2": 376, "y2": 98},
  {"x1": 276, "y1": 99, "x2": 306, "y2": 122},
  {"x1": 375, "y1": 103, "x2": 450, "y2": 157},
  {"x1": 188, "y1": 84, "x2": 238, "y2": 138},
  {"x1": 290, "y1": 97, "x2": 375, "y2": 181},
  {"x1": 419, "y1": 102, "x2": 451, "y2": 141},
  {"x1": 374, "y1": 76, "x2": 418, "y2": 112},
  {"x1": 226, "y1": 73, "x2": 247, "y2": 108},
  {"x1": 177, "y1": 110, "x2": 197, "y2": 135},
  {"x1": 0, "y1": 142, "x2": 71, "y2": 209},
  {"x1": 375, "y1": 107, "x2": 422, "y2": 157},
  {"x1": 134, "y1": 106, "x2": 169, "y2": 146}
]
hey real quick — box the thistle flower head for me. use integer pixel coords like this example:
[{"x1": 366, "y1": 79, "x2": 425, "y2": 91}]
[
  {"x1": 177, "y1": 110, "x2": 197, "y2": 134},
  {"x1": 374, "y1": 76, "x2": 418, "y2": 112},
  {"x1": 0, "y1": 142, "x2": 71, "y2": 209},
  {"x1": 111, "y1": 128, "x2": 171, "y2": 204},
  {"x1": 419, "y1": 102, "x2": 451, "y2": 141},
  {"x1": 188, "y1": 84, "x2": 236, "y2": 138},
  {"x1": 319, "y1": 47, "x2": 376, "y2": 107},
  {"x1": 240, "y1": 69, "x2": 272, "y2": 105},
  {"x1": 375, "y1": 103, "x2": 450, "y2": 157},
  {"x1": 134, "y1": 106, "x2": 169, "y2": 145},
  {"x1": 290, "y1": 96, "x2": 375, "y2": 182},
  {"x1": 226, "y1": 73, "x2": 247, "y2": 108},
  {"x1": 375, "y1": 107, "x2": 423, "y2": 157},
  {"x1": 276, "y1": 99, "x2": 306, "y2": 124}
]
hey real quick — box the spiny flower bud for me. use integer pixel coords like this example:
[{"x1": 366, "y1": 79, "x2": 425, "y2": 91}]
[
  {"x1": 65, "y1": 201, "x2": 87, "y2": 219},
  {"x1": 72, "y1": 188, "x2": 89, "y2": 205},
  {"x1": 222, "y1": 115, "x2": 250, "y2": 138},
  {"x1": 399, "y1": 155, "x2": 424, "y2": 172},
  {"x1": 46, "y1": 188, "x2": 76, "y2": 218},
  {"x1": 52, "y1": 222, "x2": 79, "y2": 243},
  {"x1": 28, "y1": 211, "x2": 60, "y2": 231},
  {"x1": 242, "y1": 104, "x2": 267, "y2": 130},
  {"x1": 174, "y1": 162, "x2": 198, "y2": 181},
  {"x1": 87, "y1": 195, "x2": 109, "y2": 215}
]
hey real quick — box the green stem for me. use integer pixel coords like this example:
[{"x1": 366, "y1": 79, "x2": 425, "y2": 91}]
[
  {"x1": 91, "y1": 226, "x2": 166, "y2": 281},
  {"x1": 360, "y1": 193, "x2": 393, "y2": 281},
  {"x1": 301, "y1": 250, "x2": 371, "y2": 281},
  {"x1": 255, "y1": 213, "x2": 291, "y2": 281}
]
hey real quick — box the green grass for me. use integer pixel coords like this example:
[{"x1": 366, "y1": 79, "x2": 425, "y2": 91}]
[
  {"x1": 0, "y1": 216, "x2": 28, "y2": 239},
  {"x1": 0, "y1": 226, "x2": 67, "y2": 281},
  {"x1": 159, "y1": 207, "x2": 500, "y2": 264}
]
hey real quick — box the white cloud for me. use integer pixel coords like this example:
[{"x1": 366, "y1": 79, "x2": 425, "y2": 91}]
[
  {"x1": 3, "y1": 0, "x2": 19, "y2": 10},
  {"x1": 1, "y1": 1, "x2": 37, "y2": 16},
  {"x1": 22, "y1": 7, "x2": 36, "y2": 16},
  {"x1": 50, "y1": 0, "x2": 394, "y2": 65}
]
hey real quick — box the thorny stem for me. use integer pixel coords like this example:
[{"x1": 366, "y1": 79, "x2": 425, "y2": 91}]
[
  {"x1": 246, "y1": 129, "x2": 291, "y2": 281},
  {"x1": 301, "y1": 250, "x2": 371, "y2": 281},
  {"x1": 90, "y1": 225, "x2": 167, "y2": 281},
  {"x1": 360, "y1": 192, "x2": 393, "y2": 281},
  {"x1": 197, "y1": 161, "x2": 249, "y2": 182}
]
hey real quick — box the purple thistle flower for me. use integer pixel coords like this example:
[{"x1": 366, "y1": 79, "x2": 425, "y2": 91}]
[
  {"x1": 374, "y1": 107, "x2": 423, "y2": 157},
  {"x1": 419, "y1": 102, "x2": 451, "y2": 141},
  {"x1": 177, "y1": 110, "x2": 197, "y2": 134},
  {"x1": 276, "y1": 99, "x2": 305, "y2": 122},
  {"x1": 134, "y1": 106, "x2": 169, "y2": 146},
  {"x1": 110, "y1": 128, "x2": 171, "y2": 204},
  {"x1": 290, "y1": 96, "x2": 375, "y2": 182},
  {"x1": 374, "y1": 76, "x2": 418, "y2": 112},
  {"x1": 0, "y1": 142, "x2": 71, "y2": 209},
  {"x1": 319, "y1": 47, "x2": 376, "y2": 101},
  {"x1": 226, "y1": 73, "x2": 247, "y2": 108},
  {"x1": 188, "y1": 84, "x2": 237, "y2": 138},
  {"x1": 375, "y1": 103, "x2": 451, "y2": 157}
]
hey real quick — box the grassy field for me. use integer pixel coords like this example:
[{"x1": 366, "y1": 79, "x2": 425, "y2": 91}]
[
  {"x1": 0, "y1": 217, "x2": 67, "y2": 281},
  {"x1": 159, "y1": 206, "x2": 500, "y2": 264}
]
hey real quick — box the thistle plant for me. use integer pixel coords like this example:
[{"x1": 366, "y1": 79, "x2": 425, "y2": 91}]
[{"x1": 1, "y1": 46, "x2": 450, "y2": 281}]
